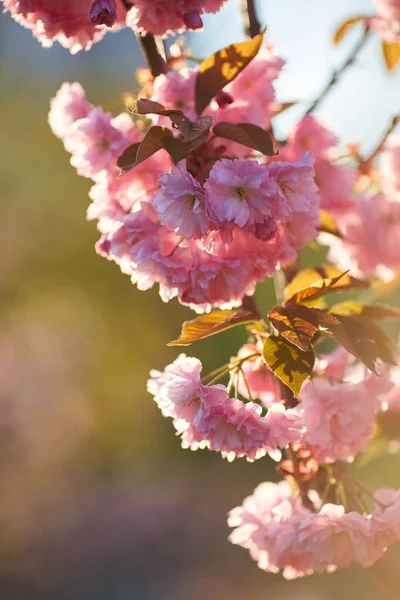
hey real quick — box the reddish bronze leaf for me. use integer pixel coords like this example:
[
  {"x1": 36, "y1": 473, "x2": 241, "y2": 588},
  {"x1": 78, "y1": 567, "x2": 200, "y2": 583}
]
[
  {"x1": 284, "y1": 266, "x2": 368, "y2": 305},
  {"x1": 167, "y1": 310, "x2": 258, "y2": 346},
  {"x1": 213, "y1": 122, "x2": 275, "y2": 156},
  {"x1": 263, "y1": 335, "x2": 315, "y2": 397},
  {"x1": 116, "y1": 142, "x2": 141, "y2": 174},
  {"x1": 269, "y1": 304, "x2": 339, "y2": 351},
  {"x1": 330, "y1": 301, "x2": 400, "y2": 320},
  {"x1": 195, "y1": 31, "x2": 264, "y2": 115},
  {"x1": 134, "y1": 99, "x2": 212, "y2": 142},
  {"x1": 117, "y1": 126, "x2": 189, "y2": 173}
]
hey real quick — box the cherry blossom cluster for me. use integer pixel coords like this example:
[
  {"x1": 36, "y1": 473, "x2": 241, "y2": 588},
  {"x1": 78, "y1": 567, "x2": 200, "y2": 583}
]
[
  {"x1": 1, "y1": 0, "x2": 228, "y2": 52},
  {"x1": 147, "y1": 342, "x2": 399, "y2": 577},
  {"x1": 148, "y1": 354, "x2": 303, "y2": 462},
  {"x1": 322, "y1": 134, "x2": 400, "y2": 281},
  {"x1": 228, "y1": 481, "x2": 400, "y2": 578},
  {"x1": 18, "y1": 0, "x2": 400, "y2": 583},
  {"x1": 48, "y1": 47, "x2": 323, "y2": 312}
]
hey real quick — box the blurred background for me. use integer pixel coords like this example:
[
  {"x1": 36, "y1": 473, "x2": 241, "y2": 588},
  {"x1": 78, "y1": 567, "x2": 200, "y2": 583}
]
[{"x1": 0, "y1": 0, "x2": 400, "y2": 598}]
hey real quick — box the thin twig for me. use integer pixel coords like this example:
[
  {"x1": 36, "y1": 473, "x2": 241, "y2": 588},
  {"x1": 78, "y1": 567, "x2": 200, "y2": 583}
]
[
  {"x1": 362, "y1": 114, "x2": 400, "y2": 164},
  {"x1": 306, "y1": 24, "x2": 371, "y2": 115},
  {"x1": 241, "y1": 0, "x2": 261, "y2": 38}
]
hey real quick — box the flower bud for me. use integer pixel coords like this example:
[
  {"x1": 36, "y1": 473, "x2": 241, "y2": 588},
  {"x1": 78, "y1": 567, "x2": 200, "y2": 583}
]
[
  {"x1": 215, "y1": 91, "x2": 234, "y2": 108},
  {"x1": 183, "y1": 12, "x2": 203, "y2": 31},
  {"x1": 90, "y1": 0, "x2": 117, "y2": 27}
]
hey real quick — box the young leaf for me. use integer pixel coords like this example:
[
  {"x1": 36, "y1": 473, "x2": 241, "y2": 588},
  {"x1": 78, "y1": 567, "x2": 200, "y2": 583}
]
[
  {"x1": 212, "y1": 122, "x2": 275, "y2": 156},
  {"x1": 134, "y1": 99, "x2": 213, "y2": 141},
  {"x1": 318, "y1": 209, "x2": 343, "y2": 238},
  {"x1": 333, "y1": 16, "x2": 365, "y2": 44},
  {"x1": 268, "y1": 305, "x2": 339, "y2": 351},
  {"x1": 167, "y1": 310, "x2": 257, "y2": 346},
  {"x1": 116, "y1": 142, "x2": 141, "y2": 174},
  {"x1": 330, "y1": 301, "x2": 400, "y2": 320},
  {"x1": 382, "y1": 40, "x2": 400, "y2": 71},
  {"x1": 117, "y1": 126, "x2": 189, "y2": 174},
  {"x1": 284, "y1": 266, "x2": 368, "y2": 304},
  {"x1": 134, "y1": 98, "x2": 168, "y2": 114},
  {"x1": 323, "y1": 315, "x2": 378, "y2": 372},
  {"x1": 195, "y1": 31, "x2": 264, "y2": 115},
  {"x1": 323, "y1": 314, "x2": 396, "y2": 371},
  {"x1": 263, "y1": 336, "x2": 315, "y2": 397}
]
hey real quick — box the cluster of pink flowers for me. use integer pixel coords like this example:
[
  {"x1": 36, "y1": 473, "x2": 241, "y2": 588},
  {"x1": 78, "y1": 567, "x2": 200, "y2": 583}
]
[
  {"x1": 1, "y1": 0, "x2": 126, "y2": 53},
  {"x1": 48, "y1": 46, "x2": 322, "y2": 312},
  {"x1": 298, "y1": 361, "x2": 392, "y2": 463},
  {"x1": 1, "y1": 0, "x2": 228, "y2": 52},
  {"x1": 147, "y1": 354, "x2": 303, "y2": 462},
  {"x1": 276, "y1": 114, "x2": 356, "y2": 217},
  {"x1": 228, "y1": 480, "x2": 400, "y2": 578},
  {"x1": 277, "y1": 112, "x2": 400, "y2": 281},
  {"x1": 320, "y1": 135, "x2": 400, "y2": 281}
]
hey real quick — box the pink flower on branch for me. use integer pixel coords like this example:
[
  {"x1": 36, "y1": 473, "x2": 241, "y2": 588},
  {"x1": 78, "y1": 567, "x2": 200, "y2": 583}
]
[
  {"x1": 147, "y1": 355, "x2": 303, "y2": 461},
  {"x1": 153, "y1": 162, "x2": 210, "y2": 239},
  {"x1": 228, "y1": 482, "x2": 400, "y2": 578},
  {"x1": 2, "y1": 0, "x2": 126, "y2": 53}
]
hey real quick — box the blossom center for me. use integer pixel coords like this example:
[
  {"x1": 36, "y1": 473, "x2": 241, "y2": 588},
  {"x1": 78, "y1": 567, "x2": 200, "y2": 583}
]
[
  {"x1": 185, "y1": 193, "x2": 197, "y2": 208},
  {"x1": 234, "y1": 187, "x2": 247, "y2": 200}
]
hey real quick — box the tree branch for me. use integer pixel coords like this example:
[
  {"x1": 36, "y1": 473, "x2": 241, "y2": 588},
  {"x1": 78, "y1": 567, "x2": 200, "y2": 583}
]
[
  {"x1": 240, "y1": 0, "x2": 261, "y2": 38},
  {"x1": 362, "y1": 113, "x2": 400, "y2": 164},
  {"x1": 138, "y1": 34, "x2": 167, "y2": 77},
  {"x1": 120, "y1": 0, "x2": 167, "y2": 77},
  {"x1": 306, "y1": 24, "x2": 371, "y2": 115}
]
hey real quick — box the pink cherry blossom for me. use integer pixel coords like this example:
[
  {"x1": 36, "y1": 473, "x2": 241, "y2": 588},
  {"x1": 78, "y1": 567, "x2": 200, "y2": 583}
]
[
  {"x1": 324, "y1": 194, "x2": 400, "y2": 281},
  {"x1": 381, "y1": 136, "x2": 400, "y2": 201},
  {"x1": 48, "y1": 82, "x2": 92, "y2": 140},
  {"x1": 97, "y1": 196, "x2": 311, "y2": 312},
  {"x1": 314, "y1": 346, "x2": 355, "y2": 380},
  {"x1": 228, "y1": 481, "x2": 313, "y2": 577},
  {"x1": 228, "y1": 481, "x2": 398, "y2": 578},
  {"x1": 236, "y1": 343, "x2": 282, "y2": 407},
  {"x1": 153, "y1": 161, "x2": 210, "y2": 239},
  {"x1": 148, "y1": 355, "x2": 303, "y2": 461},
  {"x1": 205, "y1": 158, "x2": 278, "y2": 231},
  {"x1": 88, "y1": 149, "x2": 171, "y2": 232},
  {"x1": 298, "y1": 372, "x2": 392, "y2": 463},
  {"x1": 284, "y1": 115, "x2": 338, "y2": 161},
  {"x1": 292, "y1": 504, "x2": 384, "y2": 571},
  {"x1": 314, "y1": 157, "x2": 356, "y2": 216},
  {"x1": 65, "y1": 108, "x2": 134, "y2": 180},
  {"x1": 126, "y1": 0, "x2": 227, "y2": 36},
  {"x1": 2, "y1": 0, "x2": 126, "y2": 53},
  {"x1": 147, "y1": 353, "x2": 204, "y2": 423},
  {"x1": 267, "y1": 152, "x2": 319, "y2": 221},
  {"x1": 371, "y1": 487, "x2": 400, "y2": 546},
  {"x1": 370, "y1": 0, "x2": 400, "y2": 41},
  {"x1": 150, "y1": 68, "x2": 197, "y2": 122}
]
